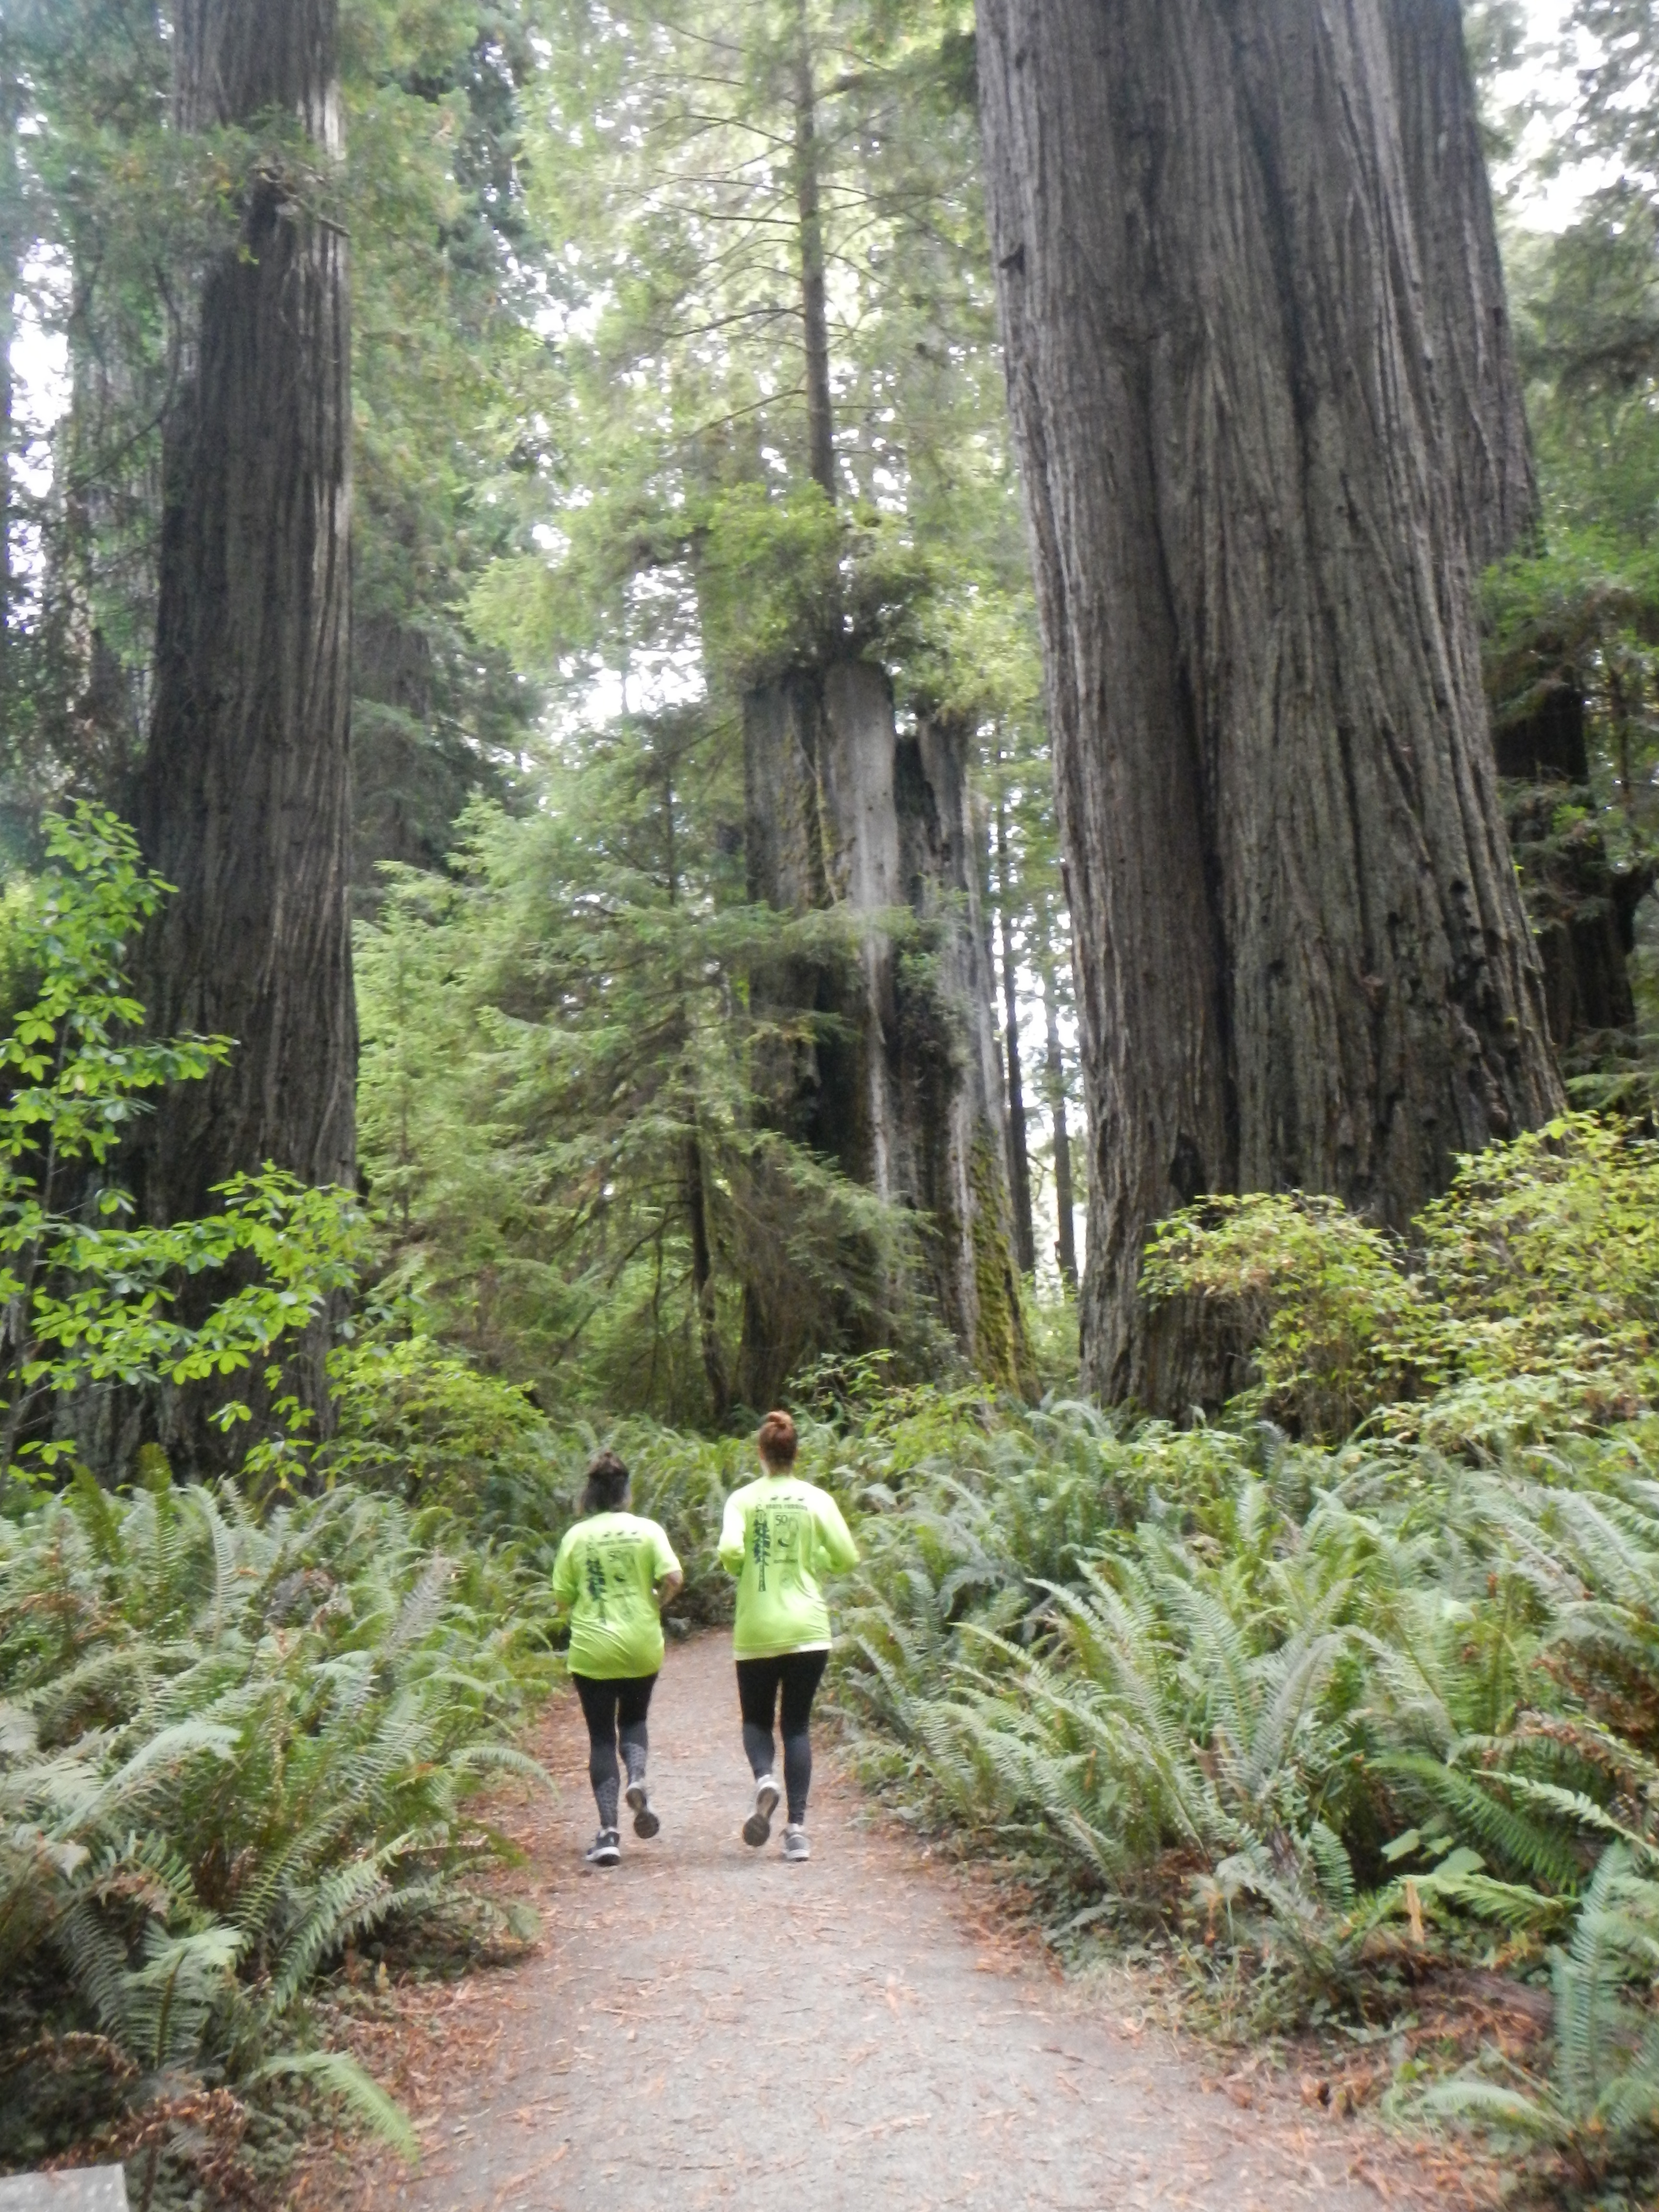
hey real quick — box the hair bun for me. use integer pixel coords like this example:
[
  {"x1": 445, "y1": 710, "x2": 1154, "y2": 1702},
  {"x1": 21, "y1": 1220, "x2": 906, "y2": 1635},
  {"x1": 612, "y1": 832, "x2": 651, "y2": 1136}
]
[{"x1": 757, "y1": 1409, "x2": 798, "y2": 1469}]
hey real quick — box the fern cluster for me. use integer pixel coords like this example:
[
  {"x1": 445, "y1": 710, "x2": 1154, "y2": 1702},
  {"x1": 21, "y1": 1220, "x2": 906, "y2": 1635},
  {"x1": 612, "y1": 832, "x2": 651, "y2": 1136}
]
[
  {"x1": 0, "y1": 1464, "x2": 553, "y2": 2180},
  {"x1": 830, "y1": 1404, "x2": 1659, "y2": 2195}
]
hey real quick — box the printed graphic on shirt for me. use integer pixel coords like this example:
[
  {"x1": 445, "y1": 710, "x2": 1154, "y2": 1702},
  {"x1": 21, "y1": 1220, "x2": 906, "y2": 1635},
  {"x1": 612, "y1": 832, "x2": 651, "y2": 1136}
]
[
  {"x1": 553, "y1": 1511, "x2": 681, "y2": 1681},
  {"x1": 751, "y1": 1500, "x2": 811, "y2": 1593},
  {"x1": 577, "y1": 1524, "x2": 659, "y2": 1615},
  {"x1": 718, "y1": 1477, "x2": 859, "y2": 1659}
]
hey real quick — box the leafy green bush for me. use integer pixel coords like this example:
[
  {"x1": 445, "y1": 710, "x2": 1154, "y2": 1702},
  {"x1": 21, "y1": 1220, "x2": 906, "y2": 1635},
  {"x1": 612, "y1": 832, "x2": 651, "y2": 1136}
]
[
  {"x1": 315, "y1": 1334, "x2": 755, "y2": 1620},
  {"x1": 324, "y1": 1332, "x2": 560, "y2": 1513},
  {"x1": 0, "y1": 807, "x2": 367, "y2": 1489},
  {"x1": 0, "y1": 1465, "x2": 552, "y2": 2179},
  {"x1": 1142, "y1": 1115, "x2": 1659, "y2": 1443}
]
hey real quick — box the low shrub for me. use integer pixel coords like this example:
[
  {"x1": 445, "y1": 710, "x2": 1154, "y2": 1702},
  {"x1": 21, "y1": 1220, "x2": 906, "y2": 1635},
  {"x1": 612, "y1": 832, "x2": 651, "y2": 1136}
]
[{"x1": 1142, "y1": 1115, "x2": 1659, "y2": 1444}]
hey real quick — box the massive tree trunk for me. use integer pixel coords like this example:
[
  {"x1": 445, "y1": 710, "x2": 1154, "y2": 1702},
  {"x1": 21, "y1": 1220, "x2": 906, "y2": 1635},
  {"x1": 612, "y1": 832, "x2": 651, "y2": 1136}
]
[
  {"x1": 1387, "y1": 0, "x2": 1537, "y2": 569},
  {"x1": 740, "y1": 663, "x2": 1028, "y2": 1398},
  {"x1": 976, "y1": 0, "x2": 1563, "y2": 1410},
  {"x1": 132, "y1": 0, "x2": 354, "y2": 1446}
]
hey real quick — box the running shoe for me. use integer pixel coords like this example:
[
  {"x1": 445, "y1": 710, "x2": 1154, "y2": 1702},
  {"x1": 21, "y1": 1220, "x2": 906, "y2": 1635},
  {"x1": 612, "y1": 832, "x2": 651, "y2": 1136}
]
[
  {"x1": 743, "y1": 1775, "x2": 781, "y2": 1847},
  {"x1": 584, "y1": 1828, "x2": 621, "y2": 1867},
  {"x1": 625, "y1": 1779, "x2": 660, "y2": 1839},
  {"x1": 782, "y1": 1824, "x2": 811, "y2": 1863}
]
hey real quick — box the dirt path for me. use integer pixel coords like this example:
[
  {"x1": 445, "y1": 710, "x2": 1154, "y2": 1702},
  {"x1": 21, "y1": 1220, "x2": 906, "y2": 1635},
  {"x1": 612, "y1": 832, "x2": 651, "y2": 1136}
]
[{"x1": 296, "y1": 1635, "x2": 1448, "y2": 2212}]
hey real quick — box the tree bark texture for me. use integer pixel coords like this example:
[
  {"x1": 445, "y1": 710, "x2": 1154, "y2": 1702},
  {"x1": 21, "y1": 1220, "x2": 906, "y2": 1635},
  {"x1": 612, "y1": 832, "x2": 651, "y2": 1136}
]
[
  {"x1": 132, "y1": 0, "x2": 354, "y2": 1443},
  {"x1": 976, "y1": 0, "x2": 1563, "y2": 1409},
  {"x1": 741, "y1": 661, "x2": 1028, "y2": 1398},
  {"x1": 1386, "y1": 0, "x2": 1537, "y2": 568}
]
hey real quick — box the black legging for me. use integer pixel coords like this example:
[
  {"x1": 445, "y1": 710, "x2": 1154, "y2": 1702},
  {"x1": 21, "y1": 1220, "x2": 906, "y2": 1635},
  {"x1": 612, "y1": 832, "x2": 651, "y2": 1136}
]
[
  {"x1": 572, "y1": 1672, "x2": 657, "y2": 1831},
  {"x1": 736, "y1": 1649, "x2": 830, "y2": 1825}
]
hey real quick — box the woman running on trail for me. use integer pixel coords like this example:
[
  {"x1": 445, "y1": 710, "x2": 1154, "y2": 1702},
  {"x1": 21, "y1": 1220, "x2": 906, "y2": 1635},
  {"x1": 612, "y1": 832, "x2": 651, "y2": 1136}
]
[
  {"x1": 553, "y1": 1449, "x2": 683, "y2": 1868},
  {"x1": 718, "y1": 1409, "x2": 859, "y2": 1863}
]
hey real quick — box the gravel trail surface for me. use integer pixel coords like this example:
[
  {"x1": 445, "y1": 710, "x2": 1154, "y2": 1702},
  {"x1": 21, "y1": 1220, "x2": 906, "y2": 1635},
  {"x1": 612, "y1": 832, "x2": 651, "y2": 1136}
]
[{"x1": 297, "y1": 1634, "x2": 1433, "y2": 2212}]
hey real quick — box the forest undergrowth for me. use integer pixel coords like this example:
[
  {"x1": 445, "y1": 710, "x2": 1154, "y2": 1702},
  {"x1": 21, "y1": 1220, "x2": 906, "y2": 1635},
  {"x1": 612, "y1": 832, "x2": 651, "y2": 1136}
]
[
  {"x1": 811, "y1": 1123, "x2": 1659, "y2": 2209},
  {"x1": 315, "y1": 1116, "x2": 1659, "y2": 2204},
  {"x1": 6, "y1": 820, "x2": 1659, "y2": 2208}
]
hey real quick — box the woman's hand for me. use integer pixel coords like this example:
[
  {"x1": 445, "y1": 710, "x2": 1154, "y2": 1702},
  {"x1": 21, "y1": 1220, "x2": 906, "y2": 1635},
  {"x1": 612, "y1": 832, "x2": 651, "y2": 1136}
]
[{"x1": 656, "y1": 1568, "x2": 685, "y2": 1610}]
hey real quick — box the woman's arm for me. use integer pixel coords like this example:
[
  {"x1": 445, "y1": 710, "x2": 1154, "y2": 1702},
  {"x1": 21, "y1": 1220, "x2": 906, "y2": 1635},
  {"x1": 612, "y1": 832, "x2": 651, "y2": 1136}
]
[
  {"x1": 717, "y1": 1492, "x2": 747, "y2": 1575},
  {"x1": 814, "y1": 1490, "x2": 859, "y2": 1573},
  {"x1": 656, "y1": 1566, "x2": 685, "y2": 1607}
]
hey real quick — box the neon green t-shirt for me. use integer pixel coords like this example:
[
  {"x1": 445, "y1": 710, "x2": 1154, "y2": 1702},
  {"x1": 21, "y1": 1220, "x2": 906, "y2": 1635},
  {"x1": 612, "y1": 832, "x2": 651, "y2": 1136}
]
[
  {"x1": 552, "y1": 1511, "x2": 681, "y2": 1680},
  {"x1": 718, "y1": 1472, "x2": 859, "y2": 1660}
]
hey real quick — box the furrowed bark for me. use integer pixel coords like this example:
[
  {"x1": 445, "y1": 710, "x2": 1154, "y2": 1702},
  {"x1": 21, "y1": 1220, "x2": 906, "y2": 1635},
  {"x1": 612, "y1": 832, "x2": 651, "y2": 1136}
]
[
  {"x1": 976, "y1": 0, "x2": 1562, "y2": 1409},
  {"x1": 1387, "y1": 0, "x2": 1537, "y2": 567},
  {"x1": 131, "y1": 0, "x2": 354, "y2": 1456}
]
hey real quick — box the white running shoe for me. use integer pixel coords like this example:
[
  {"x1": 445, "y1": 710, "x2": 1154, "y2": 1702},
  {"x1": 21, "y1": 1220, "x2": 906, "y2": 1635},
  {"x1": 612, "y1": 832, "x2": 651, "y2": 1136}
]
[
  {"x1": 625, "y1": 1779, "x2": 660, "y2": 1839},
  {"x1": 782, "y1": 1824, "x2": 811, "y2": 1863},
  {"x1": 743, "y1": 1775, "x2": 781, "y2": 1847},
  {"x1": 584, "y1": 1828, "x2": 620, "y2": 1867}
]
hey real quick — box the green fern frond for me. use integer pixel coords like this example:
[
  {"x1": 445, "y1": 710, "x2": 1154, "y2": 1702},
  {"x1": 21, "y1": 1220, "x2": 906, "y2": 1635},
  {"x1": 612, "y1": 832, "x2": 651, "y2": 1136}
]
[{"x1": 252, "y1": 2050, "x2": 419, "y2": 2161}]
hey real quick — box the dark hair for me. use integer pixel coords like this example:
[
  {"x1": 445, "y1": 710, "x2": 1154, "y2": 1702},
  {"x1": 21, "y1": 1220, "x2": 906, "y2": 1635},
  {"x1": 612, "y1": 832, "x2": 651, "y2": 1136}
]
[
  {"x1": 757, "y1": 1410, "x2": 798, "y2": 1471},
  {"x1": 582, "y1": 1449, "x2": 631, "y2": 1514}
]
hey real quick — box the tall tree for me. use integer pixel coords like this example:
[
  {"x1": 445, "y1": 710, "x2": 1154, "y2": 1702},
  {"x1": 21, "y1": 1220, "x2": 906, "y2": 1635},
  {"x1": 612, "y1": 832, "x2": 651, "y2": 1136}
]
[
  {"x1": 1033, "y1": 885, "x2": 1078, "y2": 1292},
  {"x1": 976, "y1": 0, "x2": 1563, "y2": 1409},
  {"x1": 513, "y1": 0, "x2": 1033, "y2": 1393},
  {"x1": 993, "y1": 789, "x2": 1034, "y2": 1275},
  {"x1": 132, "y1": 0, "x2": 355, "y2": 1435}
]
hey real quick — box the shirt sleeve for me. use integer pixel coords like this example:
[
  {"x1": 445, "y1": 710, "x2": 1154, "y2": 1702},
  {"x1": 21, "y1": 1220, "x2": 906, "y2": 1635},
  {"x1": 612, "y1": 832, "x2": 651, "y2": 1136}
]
[
  {"x1": 552, "y1": 1528, "x2": 578, "y2": 1610},
  {"x1": 812, "y1": 1488, "x2": 859, "y2": 1574},
  {"x1": 650, "y1": 1520, "x2": 683, "y2": 1582},
  {"x1": 717, "y1": 1491, "x2": 747, "y2": 1575}
]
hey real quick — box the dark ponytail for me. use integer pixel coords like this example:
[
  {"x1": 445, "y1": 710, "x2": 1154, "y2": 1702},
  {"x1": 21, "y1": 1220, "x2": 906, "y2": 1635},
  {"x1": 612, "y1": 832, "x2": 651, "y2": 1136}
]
[{"x1": 582, "y1": 1449, "x2": 630, "y2": 1514}]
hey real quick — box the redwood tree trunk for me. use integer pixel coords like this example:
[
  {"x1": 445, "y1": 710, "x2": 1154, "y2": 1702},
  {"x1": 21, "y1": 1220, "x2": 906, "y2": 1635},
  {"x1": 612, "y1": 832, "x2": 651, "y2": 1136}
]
[
  {"x1": 1386, "y1": 0, "x2": 1537, "y2": 568},
  {"x1": 995, "y1": 797, "x2": 1035, "y2": 1276},
  {"x1": 133, "y1": 0, "x2": 354, "y2": 1439},
  {"x1": 1034, "y1": 890, "x2": 1078, "y2": 1292},
  {"x1": 976, "y1": 0, "x2": 1562, "y2": 1409},
  {"x1": 741, "y1": 664, "x2": 1028, "y2": 1395}
]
